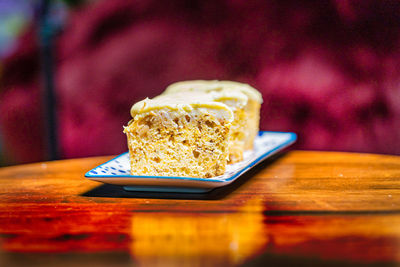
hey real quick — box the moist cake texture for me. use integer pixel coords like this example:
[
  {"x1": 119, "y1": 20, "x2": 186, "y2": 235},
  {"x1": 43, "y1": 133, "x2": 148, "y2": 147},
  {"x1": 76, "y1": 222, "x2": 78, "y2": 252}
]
[
  {"x1": 124, "y1": 92, "x2": 233, "y2": 178},
  {"x1": 163, "y1": 88, "x2": 248, "y2": 163},
  {"x1": 164, "y1": 80, "x2": 263, "y2": 159}
]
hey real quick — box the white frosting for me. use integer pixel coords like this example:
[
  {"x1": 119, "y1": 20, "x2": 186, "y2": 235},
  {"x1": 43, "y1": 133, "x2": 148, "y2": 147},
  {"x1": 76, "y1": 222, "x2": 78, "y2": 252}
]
[
  {"x1": 130, "y1": 91, "x2": 234, "y2": 122},
  {"x1": 164, "y1": 80, "x2": 263, "y2": 103}
]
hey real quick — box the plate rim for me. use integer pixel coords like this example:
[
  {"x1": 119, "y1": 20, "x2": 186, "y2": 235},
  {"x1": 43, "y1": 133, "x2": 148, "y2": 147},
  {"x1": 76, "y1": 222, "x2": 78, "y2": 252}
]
[{"x1": 84, "y1": 131, "x2": 297, "y2": 183}]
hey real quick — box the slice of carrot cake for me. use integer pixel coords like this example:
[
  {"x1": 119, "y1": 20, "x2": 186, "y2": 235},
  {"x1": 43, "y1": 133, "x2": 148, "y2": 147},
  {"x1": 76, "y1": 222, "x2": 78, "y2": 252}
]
[
  {"x1": 164, "y1": 80, "x2": 263, "y2": 161},
  {"x1": 123, "y1": 91, "x2": 233, "y2": 178}
]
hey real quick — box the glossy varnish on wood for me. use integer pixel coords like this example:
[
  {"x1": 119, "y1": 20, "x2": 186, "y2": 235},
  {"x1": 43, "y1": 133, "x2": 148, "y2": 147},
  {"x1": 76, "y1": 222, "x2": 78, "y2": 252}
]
[{"x1": 0, "y1": 151, "x2": 399, "y2": 266}]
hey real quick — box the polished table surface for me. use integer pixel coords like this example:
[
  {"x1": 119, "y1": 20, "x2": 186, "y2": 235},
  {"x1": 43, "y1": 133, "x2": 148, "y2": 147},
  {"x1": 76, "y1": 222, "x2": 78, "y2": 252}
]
[{"x1": 0, "y1": 151, "x2": 399, "y2": 266}]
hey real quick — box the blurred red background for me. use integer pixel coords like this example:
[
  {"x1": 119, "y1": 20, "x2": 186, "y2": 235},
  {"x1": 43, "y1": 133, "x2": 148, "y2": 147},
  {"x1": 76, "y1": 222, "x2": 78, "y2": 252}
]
[{"x1": 1, "y1": 0, "x2": 400, "y2": 165}]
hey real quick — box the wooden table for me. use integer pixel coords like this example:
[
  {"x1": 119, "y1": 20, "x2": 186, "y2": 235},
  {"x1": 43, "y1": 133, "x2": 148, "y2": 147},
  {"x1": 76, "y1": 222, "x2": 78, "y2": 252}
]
[{"x1": 0, "y1": 151, "x2": 399, "y2": 266}]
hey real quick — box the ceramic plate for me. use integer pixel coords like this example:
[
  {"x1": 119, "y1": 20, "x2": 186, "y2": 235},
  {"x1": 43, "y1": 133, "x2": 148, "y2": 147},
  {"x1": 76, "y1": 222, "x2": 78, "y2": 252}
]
[{"x1": 85, "y1": 131, "x2": 297, "y2": 193}]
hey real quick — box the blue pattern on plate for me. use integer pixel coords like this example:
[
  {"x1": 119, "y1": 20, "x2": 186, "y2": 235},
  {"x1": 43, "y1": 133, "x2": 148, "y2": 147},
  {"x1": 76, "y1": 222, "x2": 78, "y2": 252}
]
[{"x1": 85, "y1": 131, "x2": 296, "y2": 183}]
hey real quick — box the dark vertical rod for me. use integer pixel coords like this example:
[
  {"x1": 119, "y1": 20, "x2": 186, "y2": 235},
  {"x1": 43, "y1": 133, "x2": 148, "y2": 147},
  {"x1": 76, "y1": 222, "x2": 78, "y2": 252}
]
[{"x1": 38, "y1": 0, "x2": 59, "y2": 160}]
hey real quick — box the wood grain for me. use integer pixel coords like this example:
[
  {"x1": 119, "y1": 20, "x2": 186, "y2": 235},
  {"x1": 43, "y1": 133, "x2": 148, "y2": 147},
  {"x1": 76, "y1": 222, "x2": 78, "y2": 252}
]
[{"x1": 0, "y1": 151, "x2": 399, "y2": 266}]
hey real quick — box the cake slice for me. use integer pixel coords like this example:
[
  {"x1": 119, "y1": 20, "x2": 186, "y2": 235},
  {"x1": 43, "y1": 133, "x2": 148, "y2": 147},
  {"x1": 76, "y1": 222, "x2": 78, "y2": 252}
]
[
  {"x1": 123, "y1": 92, "x2": 234, "y2": 178},
  {"x1": 164, "y1": 80, "x2": 263, "y2": 160}
]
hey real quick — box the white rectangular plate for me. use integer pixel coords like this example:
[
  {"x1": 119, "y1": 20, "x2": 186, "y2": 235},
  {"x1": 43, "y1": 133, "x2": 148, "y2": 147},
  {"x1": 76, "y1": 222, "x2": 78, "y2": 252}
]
[{"x1": 85, "y1": 131, "x2": 297, "y2": 193}]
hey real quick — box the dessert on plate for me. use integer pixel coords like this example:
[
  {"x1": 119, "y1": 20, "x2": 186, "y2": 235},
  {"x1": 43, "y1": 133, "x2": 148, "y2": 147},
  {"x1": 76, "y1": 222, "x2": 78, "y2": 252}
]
[{"x1": 124, "y1": 91, "x2": 233, "y2": 178}]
